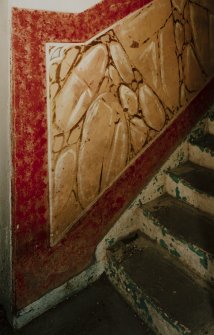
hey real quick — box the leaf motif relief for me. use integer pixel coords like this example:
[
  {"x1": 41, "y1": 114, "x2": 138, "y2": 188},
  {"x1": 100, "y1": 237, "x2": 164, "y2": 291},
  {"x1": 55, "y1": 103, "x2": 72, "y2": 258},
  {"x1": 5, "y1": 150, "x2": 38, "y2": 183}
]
[{"x1": 139, "y1": 84, "x2": 166, "y2": 131}]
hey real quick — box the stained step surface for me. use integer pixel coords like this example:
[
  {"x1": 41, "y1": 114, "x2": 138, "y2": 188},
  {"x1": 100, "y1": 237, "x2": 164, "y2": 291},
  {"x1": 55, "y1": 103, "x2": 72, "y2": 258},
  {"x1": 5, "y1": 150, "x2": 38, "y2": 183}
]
[
  {"x1": 0, "y1": 275, "x2": 153, "y2": 335},
  {"x1": 189, "y1": 133, "x2": 214, "y2": 170},
  {"x1": 169, "y1": 161, "x2": 214, "y2": 197},
  {"x1": 142, "y1": 194, "x2": 214, "y2": 255},
  {"x1": 108, "y1": 234, "x2": 214, "y2": 334},
  {"x1": 190, "y1": 133, "x2": 214, "y2": 153}
]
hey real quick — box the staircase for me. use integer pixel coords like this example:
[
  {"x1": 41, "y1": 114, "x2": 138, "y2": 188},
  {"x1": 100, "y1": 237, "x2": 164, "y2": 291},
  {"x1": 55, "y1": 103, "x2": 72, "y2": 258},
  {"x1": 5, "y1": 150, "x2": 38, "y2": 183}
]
[{"x1": 104, "y1": 111, "x2": 214, "y2": 335}]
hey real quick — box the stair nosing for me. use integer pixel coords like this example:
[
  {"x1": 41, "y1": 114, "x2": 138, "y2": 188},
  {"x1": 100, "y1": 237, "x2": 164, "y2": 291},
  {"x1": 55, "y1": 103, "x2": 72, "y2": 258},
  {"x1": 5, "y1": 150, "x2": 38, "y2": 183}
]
[
  {"x1": 140, "y1": 200, "x2": 214, "y2": 258},
  {"x1": 166, "y1": 168, "x2": 214, "y2": 198}
]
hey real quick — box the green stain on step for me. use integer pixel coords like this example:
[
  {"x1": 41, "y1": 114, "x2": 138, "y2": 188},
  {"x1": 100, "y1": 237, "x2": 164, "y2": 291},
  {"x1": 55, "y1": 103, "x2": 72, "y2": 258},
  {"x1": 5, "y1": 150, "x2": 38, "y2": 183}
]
[
  {"x1": 162, "y1": 227, "x2": 168, "y2": 236},
  {"x1": 170, "y1": 173, "x2": 180, "y2": 183},
  {"x1": 175, "y1": 187, "x2": 181, "y2": 199},
  {"x1": 175, "y1": 186, "x2": 187, "y2": 202},
  {"x1": 200, "y1": 256, "x2": 208, "y2": 269},
  {"x1": 188, "y1": 245, "x2": 208, "y2": 269},
  {"x1": 125, "y1": 281, "x2": 152, "y2": 323},
  {"x1": 105, "y1": 237, "x2": 115, "y2": 247},
  {"x1": 160, "y1": 239, "x2": 168, "y2": 250},
  {"x1": 157, "y1": 185, "x2": 164, "y2": 193},
  {"x1": 178, "y1": 151, "x2": 185, "y2": 163},
  {"x1": 170, "y1": 248, "x2": 181, "y2": 258},
  {"x1": 160, "y1": 239, "x2": 180, "y2": 258}
]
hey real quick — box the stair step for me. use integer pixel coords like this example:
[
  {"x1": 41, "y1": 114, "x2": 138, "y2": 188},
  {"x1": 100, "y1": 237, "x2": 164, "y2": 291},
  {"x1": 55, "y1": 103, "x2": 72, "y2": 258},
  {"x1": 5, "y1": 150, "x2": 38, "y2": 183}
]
[
  {"x1": 107, "y1": 233, "x2": 214, "y2": 335},
  {"x1": 12, "y1": 275, "x2": 153, "y2": 335},
  {"x1": 189, "y1": 134, "x2": 214, "y2": 170},
  {"x1": 166, "y1": 161, "x2": 214, "y2": 215},
  {"x1": 139, "y1": 194, "x2": 214, "y2": 283}
]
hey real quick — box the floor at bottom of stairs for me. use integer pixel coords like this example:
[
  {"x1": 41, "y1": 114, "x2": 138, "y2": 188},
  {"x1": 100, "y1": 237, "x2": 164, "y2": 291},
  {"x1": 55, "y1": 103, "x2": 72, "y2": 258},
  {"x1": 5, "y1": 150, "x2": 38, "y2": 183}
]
[{"x1": 0, "y1": 275, "x2": 154, "y2": 335}]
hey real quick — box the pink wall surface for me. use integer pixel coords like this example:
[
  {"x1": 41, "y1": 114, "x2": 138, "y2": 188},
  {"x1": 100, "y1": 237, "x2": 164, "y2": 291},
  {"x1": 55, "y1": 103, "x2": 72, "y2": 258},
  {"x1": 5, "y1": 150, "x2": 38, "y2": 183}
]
[{"x1": 11, "y1": 0, "x2": 214, "y2": 309}]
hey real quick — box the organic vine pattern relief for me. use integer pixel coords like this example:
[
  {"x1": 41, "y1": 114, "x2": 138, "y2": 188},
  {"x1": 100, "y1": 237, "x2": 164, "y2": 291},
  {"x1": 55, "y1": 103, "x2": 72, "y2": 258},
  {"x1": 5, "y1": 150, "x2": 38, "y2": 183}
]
[{"x1": 48, "y1": 0, "x2": 214, "y2": 244}]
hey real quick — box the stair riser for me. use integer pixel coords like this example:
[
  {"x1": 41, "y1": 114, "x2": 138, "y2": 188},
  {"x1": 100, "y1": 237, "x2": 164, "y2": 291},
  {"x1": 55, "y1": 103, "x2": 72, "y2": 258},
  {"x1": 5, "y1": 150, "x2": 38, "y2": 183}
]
[
  {"x1": 189, "y1": 144, "x2": 214, "y2": 171},
  {"x1": 138, "y1": 209, "x2": 214, "y2": 284},
  {"x1": 207, "y1": 118, "x2": 214, "y2": 136},
  {"x1": 165, "y1": 174, "x2": 214, "y2": 215},
  {"x1": 106, "y1": 255, "x2": 190, "y2": 335}
]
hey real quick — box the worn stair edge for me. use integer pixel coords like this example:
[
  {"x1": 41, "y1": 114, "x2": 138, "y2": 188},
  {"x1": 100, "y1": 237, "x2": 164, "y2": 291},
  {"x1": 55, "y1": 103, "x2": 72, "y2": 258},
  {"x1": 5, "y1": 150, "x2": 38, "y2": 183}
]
[
  {"x1": 188, "y1": 141, "x2": 214, "y2": 171},
  {"x1": 106, "y1": 250, "x2": 190, "y2": 335},
  {"x1": 136, "y1": 203, "x2": 214, "y2": 284},
  {"x1": 106, "y1": 244, "x2": 191, "y2": 335},
  {"x1": 207, "y1": 117, "x2": 214, "y2": 136},
  {"x1": 165, "y1": 170, "x2": 214, "y2": 216}
]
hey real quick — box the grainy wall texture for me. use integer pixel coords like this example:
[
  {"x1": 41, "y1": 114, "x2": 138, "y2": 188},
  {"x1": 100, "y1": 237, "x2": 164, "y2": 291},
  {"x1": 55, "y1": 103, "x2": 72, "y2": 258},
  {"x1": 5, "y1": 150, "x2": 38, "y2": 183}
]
[
  {"x1": 12, "y1": 0, "x2": 214, "y2": 310},
  {"x1": 47, "y1": 0, "x2": 214, "y2": 243}
]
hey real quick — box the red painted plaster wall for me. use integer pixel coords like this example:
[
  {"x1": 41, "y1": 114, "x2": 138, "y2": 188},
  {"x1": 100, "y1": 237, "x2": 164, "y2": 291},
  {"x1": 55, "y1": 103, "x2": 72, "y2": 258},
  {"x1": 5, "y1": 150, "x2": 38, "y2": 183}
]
[{"x1": 12, "y1": 0, "x2": 214, "y2": 309}]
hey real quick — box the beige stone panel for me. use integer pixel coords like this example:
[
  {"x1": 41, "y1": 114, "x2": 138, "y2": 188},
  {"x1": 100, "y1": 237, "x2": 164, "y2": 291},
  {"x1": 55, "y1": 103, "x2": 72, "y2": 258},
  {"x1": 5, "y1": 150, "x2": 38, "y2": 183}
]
[
  {"x1": 119, "y1": 85, "x2": 138, "y2": 116},
  {"x1": 102, "y1": 104, "x2": 129, "y2": 190},
  {"x1": 114, "y1": 0, "x2": 172, "y2": 61},
  {"x1": 131, "y1": 81, "x2": 138, "y2": 92},
  {"x1": 100, "y1": 33, "x2": 110, "y2": 44},
  {"x1": 52, "y1": 191, "x2": 82, "y2": 242},
  {"x1": 134, "y1": 69, "x2": 142, "y2": 83},
  {"x1": 49, "y1": 62, "x2": 59, "y2": 82},
  {"x1": 109, "y1": 65, "x2": 121, "y2": 86},
  {"x1": 180, "y1": 83, "x2": 188, "y2": 107},
  {"x1": 53, "y1": 148, "x2": 77, "y2": 216},
  {"x1": 67, "y1": 122, "x2": 82, "y2": 145},
  {"x1": 75, "y1": 44, "x2": 108, "y2": 91},
  {"x1": 50, "y1": 82, "x2": 59, "y2": 100},
  {"x1": 53, "y1": 134, "x2": 64, "y2": 153},
  {"x1": 60, "y1": 48, "x2": 80, "y2": 81},
  {"x1": 190, "y1": 2, "x2": 210, "y2": 73},
  {"x1": 172, "y1": 0, "x2": 187, "y2": 13},
  {"x1": 159, "y1": 16, "x2": 180, "y2": 110},
  {"x1": 55, "y1": 44, "x2": 108, "y2": 132},
  {"x1": 183, "y1": 44, "x2": 205, "y2": 92},
  {"x1": 109, "y1": 41, "x2": 134, "y2": 84},
  {"x1": 139, "y1": 84, "x2": 166, "y2": 131},
  {"x1": 55, "y1": 72, "x2": 92, "y2": 131},
  {"x1": 139, "y1": 38, "x2": 160, "y2": 92},
  {"x1": 190, "y1": 0, "x2": 214, "y2": 14},
  {"x1": 175, "y1": 22, "x2": 185, "y2": 54},
  {"x1": 173, "y1": 10, "x2": 184, "y2": 22},
  {"x1": 98, "y1": 76, "x2": 110, "y2": 95},
  {"x1": 184, "y1": 2, "x2": 190, "y2": 22},
  {"x1": 178, "y1": 56, "x2": 183, "y2": 82},
  {"x1": 130, "y1": 117, "x2": 148, "y2": 154},
  {"x1": 184, "y1": 22, "x2": 192, "y2": 44},
  {"x1": 77, "y1": 93, "x2": 116, "y2": 208}
]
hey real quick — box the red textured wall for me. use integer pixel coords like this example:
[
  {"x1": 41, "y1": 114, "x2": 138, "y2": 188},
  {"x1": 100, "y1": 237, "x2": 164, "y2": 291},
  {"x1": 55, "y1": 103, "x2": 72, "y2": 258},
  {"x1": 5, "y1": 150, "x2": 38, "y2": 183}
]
[{"x1": 12, "y1": 0, "x2": 214, "y2": 309}]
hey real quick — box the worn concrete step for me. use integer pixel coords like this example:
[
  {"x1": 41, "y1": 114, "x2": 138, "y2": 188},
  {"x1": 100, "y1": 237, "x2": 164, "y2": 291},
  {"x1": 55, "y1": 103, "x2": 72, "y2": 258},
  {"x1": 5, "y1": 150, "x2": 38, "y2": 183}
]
[
  {"x1": 189, "y1": 134, "x2": 214, "y2": 170},
  {"x1": 165, "y1": 161, "x2": 214, "y2": 215},
  {"x1": 1, "y1": 275, "x2": 153, "y2": 335},
  {"x1": 106, "y1": 233, "x2": 214, "y2": 335},
  {"x1": 138, "y1": 194, "x2": 214, "y2": 284}
]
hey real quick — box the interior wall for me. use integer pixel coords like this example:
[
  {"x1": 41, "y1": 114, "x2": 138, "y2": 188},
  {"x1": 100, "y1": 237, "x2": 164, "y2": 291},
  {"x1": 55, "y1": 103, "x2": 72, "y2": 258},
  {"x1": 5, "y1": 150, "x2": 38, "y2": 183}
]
[
  {"x1": 10, "y1": 0, "x2": 214, "y2": 311},
  {"x1": 0, "y1": 0, "x2": 12, "y2": 322}
]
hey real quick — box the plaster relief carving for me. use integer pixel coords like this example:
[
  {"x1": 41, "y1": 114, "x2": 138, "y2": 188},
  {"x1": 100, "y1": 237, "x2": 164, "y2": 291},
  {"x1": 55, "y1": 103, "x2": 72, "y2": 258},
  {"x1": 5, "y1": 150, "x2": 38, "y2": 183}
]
[{"x1": 47, "y1": 0, "x2": 214, "y2": 244}]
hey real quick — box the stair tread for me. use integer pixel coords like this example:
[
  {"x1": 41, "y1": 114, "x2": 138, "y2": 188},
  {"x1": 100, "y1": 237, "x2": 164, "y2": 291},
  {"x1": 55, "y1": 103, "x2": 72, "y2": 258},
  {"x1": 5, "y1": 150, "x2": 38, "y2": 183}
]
[
  {"x1": 190, "y1": 133, "x2": 214, "y2": 152},
  {"x1": 169, "y1": 161, "x2": 214, "y2": 196},
  {"x1": 14, "y1": 275, "x2": 153, "y2": 335},
  {"x1": 118, "y1": 235, "x2": 214, "y2": 332},
  {"x1": 141, "y1": 194, "x2": 214, "y2": 254}
]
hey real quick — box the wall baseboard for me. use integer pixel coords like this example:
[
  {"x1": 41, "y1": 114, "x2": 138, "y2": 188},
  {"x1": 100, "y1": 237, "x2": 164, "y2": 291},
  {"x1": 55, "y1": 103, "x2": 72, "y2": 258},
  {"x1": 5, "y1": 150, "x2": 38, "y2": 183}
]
[{"x1": 13, "y1": 262, "x2": 104, "y2": 329}]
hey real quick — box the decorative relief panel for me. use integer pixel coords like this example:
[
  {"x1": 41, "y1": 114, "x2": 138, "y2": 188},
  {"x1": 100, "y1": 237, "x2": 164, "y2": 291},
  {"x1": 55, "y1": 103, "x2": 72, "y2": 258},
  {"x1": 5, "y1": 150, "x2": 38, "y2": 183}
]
[{"x1": 47, "y1": 0, "x2": 214, "y2": 244}]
